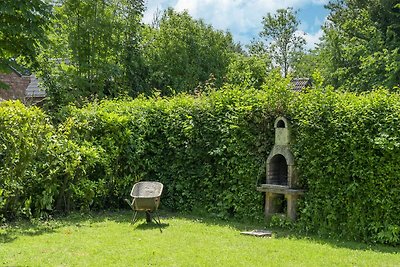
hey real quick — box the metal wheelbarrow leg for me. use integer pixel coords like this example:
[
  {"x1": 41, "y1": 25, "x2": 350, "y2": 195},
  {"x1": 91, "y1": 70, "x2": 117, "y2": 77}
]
[
  {"x1": 124, "y1": 198, "x2": 138, "y2": 224},
  {"x1": 125, "y1": 181, "x2": 164, "y2": 232},
  {"x1": 146, "y1": 210, "x2": 162, "y2": 225}
]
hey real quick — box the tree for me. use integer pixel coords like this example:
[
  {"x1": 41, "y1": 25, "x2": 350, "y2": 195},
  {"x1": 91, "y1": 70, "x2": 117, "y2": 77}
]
[
  {"x1": 225, "y1": 53, "x2": 270, "y2": 89},
  {"x1": 39, "y1": 0, "x2": 146, "y2": 108},
  {"x1": 0, "y1": 0, "x2": 51, "y2": 87},
  {"x1": 258, "y1": 8, "x2": 305, "y2": 77},
  {"x1": 291, "y1": 50, "x2": 320, "y2": 79},
  {"x1": 142, "y1": 9, "x2": 237, "y2": 95},
  {"x1": 316, "y1": 0, "x2": 400, "y2": 91}
]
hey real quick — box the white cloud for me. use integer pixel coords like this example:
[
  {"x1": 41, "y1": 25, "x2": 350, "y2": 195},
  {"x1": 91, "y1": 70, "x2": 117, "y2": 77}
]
[
  {"x1": 143, "y1": 0, "x2": 176, "y2": 24},
  {"x1": 314, "y1": 15, "x2": 327, "y2": 29},
  {"x1": 303, "y1": 29, "x2": 324, "y2": 49},
  {"x1": 143, "y1": 0, "x2": 328, "y2": 47},
  {"x1": 311, "y1": 0, "x2": 329, "y2": 4}
]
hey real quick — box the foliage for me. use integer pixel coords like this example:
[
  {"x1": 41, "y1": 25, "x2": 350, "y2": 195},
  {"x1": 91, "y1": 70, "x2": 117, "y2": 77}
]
[
  {"x1": 0, "y1": 101, "x2": 105, "y2": 219},
  {"x1": 316, "y1": 0, "x2": 400, "y2": 91},
  {"x1": 142, "y1": 9, "x2": 237, "y2": 95},
  {"x1": 61, "y1": 85, "x2": 288, "y2": 220},
  {"x1": 267, "y1": 214, "x2": 294, "y2": 229},
  {"x1": 0, "y1": 0, "x2": 51, "y2": 88},
  {"x1": 0, "y1": 81, "x2": 293, "y2": 221},
  {"x1": 255, "y1": 8, "x2": 306, "y2": 78},
  {"x1": 291, "y1": 87, "x2": 400, "y2": 245},
  {"x1": 3, "y1": 79, "x2": 400, "y2": 245},
  {"x1": 40, "y1": 5, "x2": 237, "y2": 105},
  {"x1": 291, "y1": 51, "x2": 320, "y2": 78},
  {"x1": 0, "y1": 101, "x2": 55, "y2": 219},
  {"x1": 38, "y1": 0, "x2": 146, "y2": 109},
  {"x1": 0, "y1": 0, "x2": 51, "y2": 68},
  {"x1": 225, "y1": 53, "x2": 270, "y2": 89}
]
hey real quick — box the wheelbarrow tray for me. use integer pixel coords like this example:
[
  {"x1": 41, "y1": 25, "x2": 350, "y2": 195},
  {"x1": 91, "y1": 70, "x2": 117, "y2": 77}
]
[
  {"x1": 129, "y1": 181, "x2": 163, "y2": 212},
  {"x1": 132, "y1": 197, "x2": 161, "y2": 211}
]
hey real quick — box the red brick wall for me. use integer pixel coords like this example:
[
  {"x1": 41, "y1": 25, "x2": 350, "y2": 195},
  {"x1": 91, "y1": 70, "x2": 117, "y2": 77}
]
[{"x1": 0, "y1": 71, "x2": 30, "y2": 101}]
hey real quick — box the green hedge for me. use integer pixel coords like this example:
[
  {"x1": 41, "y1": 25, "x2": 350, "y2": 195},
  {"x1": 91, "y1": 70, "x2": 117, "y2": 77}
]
[
  {"x1": 0, "y1": 101, "x2": 55, "y2": 218},
  {"x1": 1, "y1": 85, "x2": 400, "y2": 245},
  {"x1": 61, "y1": 85, "x2": 290, "y2": 220},
  {"x1": 0, "y1": 101, "x2": 104, "y2": 219},
  {"x1": 291, "y1": 88, "x2": 400, "y2": 245}
]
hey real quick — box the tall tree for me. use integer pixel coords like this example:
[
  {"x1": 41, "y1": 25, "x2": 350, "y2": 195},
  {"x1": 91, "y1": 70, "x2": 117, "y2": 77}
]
[
  {"x1": 39, "y1": 0, "x2": 145, "y2": 108},
  {"x1": 291, "y1": 50, "x2": 320, "y2": 79},
  {"x1": 317, "y1": 0, "x2": 400, "y2": 91},
  {"x1": 0, "y1": 0, "x2": 51, "y2": 87},
  {"x1": 142, "y1": 9, "x2": 237, "y2": 95},
  {"x1": 225, "y1": 53, "x2": 270, "y2": 89},
  {"x1": 258, "y1": 8, "x2": 305, "y2": 77}
]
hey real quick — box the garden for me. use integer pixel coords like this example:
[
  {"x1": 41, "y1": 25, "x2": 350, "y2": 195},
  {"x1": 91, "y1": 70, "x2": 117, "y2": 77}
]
[
  {"x1": 1, "y1": 84, "x2": 400, "y2": 258},
  {"x1": 1, "y1": 0, "x2": 400, "y2": 265},
  {"x1": 1, "y1": 211, "x2": 400, "y2": 266}
]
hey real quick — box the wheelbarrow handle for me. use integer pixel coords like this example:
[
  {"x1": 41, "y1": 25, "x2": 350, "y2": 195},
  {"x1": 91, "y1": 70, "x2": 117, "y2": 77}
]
[{"x1": 124, "y1": 198, "x2": 135, "y2": 210}]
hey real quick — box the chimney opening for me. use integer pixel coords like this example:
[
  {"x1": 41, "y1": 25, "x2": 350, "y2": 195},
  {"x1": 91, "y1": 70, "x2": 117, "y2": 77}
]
[
  {"x1": 268, "y1": 154, "x2": 288, "y2": 186},
  {"x1": 276, "y1": 120, "x2": 286, "y2": 128}
]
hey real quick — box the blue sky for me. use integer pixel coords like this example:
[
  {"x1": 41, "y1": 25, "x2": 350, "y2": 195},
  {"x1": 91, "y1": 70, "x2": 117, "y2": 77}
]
[{"x1": 143, "y1": 0, "x2": 330, "y2": 49}]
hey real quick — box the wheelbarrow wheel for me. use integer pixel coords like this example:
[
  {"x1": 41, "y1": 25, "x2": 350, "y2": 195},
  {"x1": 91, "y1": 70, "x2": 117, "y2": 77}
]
[{"x1": 146, "y1": 211, "x2": 152, "y2": 223}]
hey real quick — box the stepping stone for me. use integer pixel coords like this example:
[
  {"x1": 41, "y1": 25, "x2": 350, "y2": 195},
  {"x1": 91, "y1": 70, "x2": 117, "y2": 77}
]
[{"x1": 240, "y1": 230, "x2": 272, "y2": 237}]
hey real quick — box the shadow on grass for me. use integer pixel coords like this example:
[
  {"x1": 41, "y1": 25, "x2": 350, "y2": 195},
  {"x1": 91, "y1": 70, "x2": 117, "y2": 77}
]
[
  {"x1": 160, "y1": 211, "x2": 400, "y2": 254},
  {"x1": 0, "y1": 210, "x2": 130, "y2": 244},
  {"x1": 0, "y1": 220, "x2": 58, "y2": 244},
  {"x1": 0, "y1": 209, "x2": 243, "y2": 243},
  {"x1": 0, "y1": 232, "x2": 16, "y2": 243},
  {"x1": 1, "y1": 209, "x2": 399, "y2": 254},
  {"x1": 321, "y1": 238, "x2": 399, "y2": 253},
  {"x1": 134, "y1": 222, "x2": 170, "y2": 231},
  {"x1": 163, "y1": 211, "x2": 265, "y2": 232},
  {"x1": 256, "y1": 226, "x2": 400, "y2": 254}
]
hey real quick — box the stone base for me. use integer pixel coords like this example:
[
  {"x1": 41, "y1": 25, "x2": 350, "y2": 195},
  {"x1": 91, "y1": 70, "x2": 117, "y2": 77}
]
[{"x1": 257, "y1": 184, "x2": 304, "y2": 220}]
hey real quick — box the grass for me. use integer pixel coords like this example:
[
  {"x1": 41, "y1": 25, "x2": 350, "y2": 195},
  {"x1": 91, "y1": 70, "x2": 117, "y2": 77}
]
[{"x1": 1, "y1": 211, "x2": 399, "y2": 266}]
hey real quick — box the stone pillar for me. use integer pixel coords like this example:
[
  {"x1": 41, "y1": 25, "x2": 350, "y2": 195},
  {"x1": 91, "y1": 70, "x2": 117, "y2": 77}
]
[
  {"x1": 286, "y1": 194, "x2": 299, "y2": 220},
  {"x1": 265, "y1": 192, "x2": 278, "y2": 217}
]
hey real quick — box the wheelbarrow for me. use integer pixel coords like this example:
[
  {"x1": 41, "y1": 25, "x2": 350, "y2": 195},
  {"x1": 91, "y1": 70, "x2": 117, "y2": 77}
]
[{"x1": 125, "y1": 181, "x2": 163, "y2": 227}]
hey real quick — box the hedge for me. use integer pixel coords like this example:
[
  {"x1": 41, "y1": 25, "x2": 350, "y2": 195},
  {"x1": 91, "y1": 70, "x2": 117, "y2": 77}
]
[
  {"x1": 0, "y1": 101, "x2": 104, "y2": 219},
  {"x1": 291, "y1": 88, "x2": 400, "y2": 245},
  {"x1": 60, "y1": 84, "x2": 290, "y2": 220},
  {"x1": 0, "y1": 101, "x2": 55, "y2": 219},
  {"x1": 1, "y1": 85, "x2": 400, "y2": 245}
]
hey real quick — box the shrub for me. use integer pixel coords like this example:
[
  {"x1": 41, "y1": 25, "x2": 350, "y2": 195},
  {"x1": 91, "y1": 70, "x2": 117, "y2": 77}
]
[
  {"x1": 0, "y1": 101, "x2": 56, "y2": 219},
  {"x1": 3, "y1": 83, "x2": 400, "y2": 245},
  {"x1": 0, "y1": 101, "x2": 105, "y2": 219},
  {"x1": 291, "y1": 88, "x2": 400, "y2": 245},
  {"x1": 60, "y1": 83, "x2": 294, "y2": 220}
]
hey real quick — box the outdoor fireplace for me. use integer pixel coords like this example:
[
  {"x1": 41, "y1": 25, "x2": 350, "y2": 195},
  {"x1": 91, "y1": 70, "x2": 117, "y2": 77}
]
[
  {"x1": 268, "y1": 154, "x2": 288, "y2": 186},
  {"x1": 257, "y1": 116, "x2": 304, "y2": 220}
]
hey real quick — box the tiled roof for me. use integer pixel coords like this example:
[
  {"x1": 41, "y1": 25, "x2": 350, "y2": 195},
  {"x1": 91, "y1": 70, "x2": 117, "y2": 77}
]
[
  {"x1": 291, "y1": 78, "x2": 311, "y2": 92},
  {"x1": 9, "y1": 64, "x2": 31, "y2": 77},
  {"x1": 25, "y1": 75, "x2": 46, "y2": 98}
]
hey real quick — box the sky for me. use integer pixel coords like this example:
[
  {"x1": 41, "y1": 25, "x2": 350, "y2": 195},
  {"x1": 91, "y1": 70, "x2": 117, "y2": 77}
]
[{"x1": 142, "y1": 0, "x2": 330, "y2": 50}]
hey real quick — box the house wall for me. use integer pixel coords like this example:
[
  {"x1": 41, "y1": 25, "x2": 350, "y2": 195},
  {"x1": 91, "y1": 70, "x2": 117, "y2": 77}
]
[{"x1": 0, "y1": 71, "x2": 30, "y2": 102}]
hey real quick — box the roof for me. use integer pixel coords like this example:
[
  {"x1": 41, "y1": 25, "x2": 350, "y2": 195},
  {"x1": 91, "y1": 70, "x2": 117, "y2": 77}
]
[
  {"x1": 25, "y1": 75, "x2": 46, "y2": 98},
  {"x1": 291, "y1": 78, "x2": 312, "y2": 92},
  {"x1": 8, "y1": 61, "x2": 31, "y2": 77}
]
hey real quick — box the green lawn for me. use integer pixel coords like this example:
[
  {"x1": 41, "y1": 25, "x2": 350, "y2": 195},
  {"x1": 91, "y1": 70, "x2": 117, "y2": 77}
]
[{"x1": 1, "y1": 211, "x2": 399, "y2": 266}]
